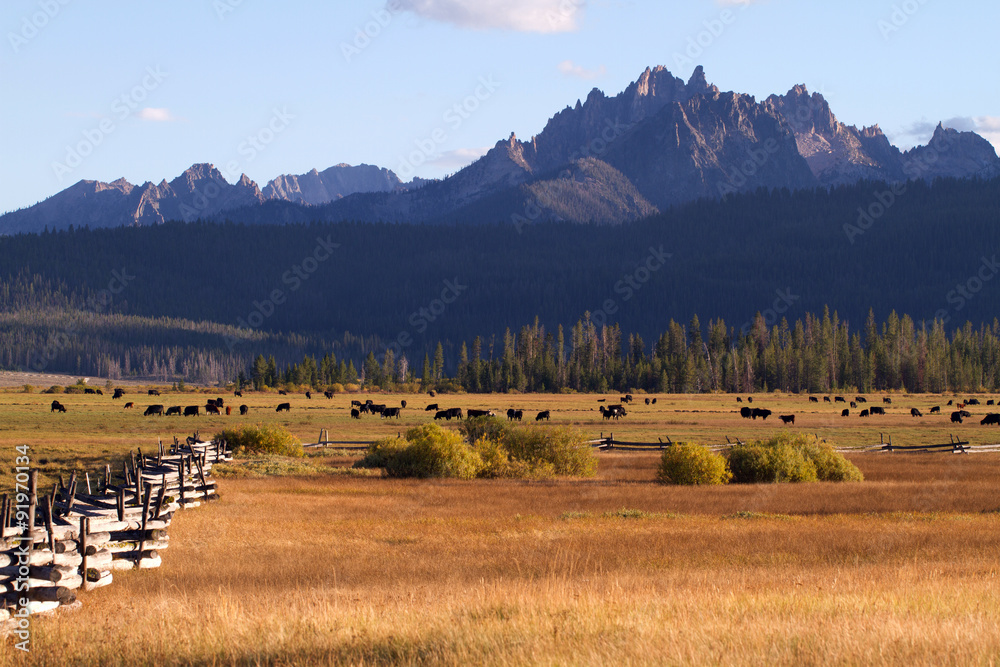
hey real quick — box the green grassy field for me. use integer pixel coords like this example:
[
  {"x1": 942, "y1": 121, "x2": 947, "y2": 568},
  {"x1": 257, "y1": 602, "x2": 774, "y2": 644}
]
[{"x1": 1, "y1": 386, "x2": 993, "y2": 491}]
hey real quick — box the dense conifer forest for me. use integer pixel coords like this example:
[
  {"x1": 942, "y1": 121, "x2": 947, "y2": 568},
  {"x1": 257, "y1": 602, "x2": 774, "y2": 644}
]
[{"x1": 2, "y1": 176, "x2": 999, "y2": 390}]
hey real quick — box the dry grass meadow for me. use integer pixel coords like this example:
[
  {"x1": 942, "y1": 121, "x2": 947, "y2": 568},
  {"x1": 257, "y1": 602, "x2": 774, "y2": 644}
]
[{"x1": 3, "y1": 383, "x2": 1000, "y2": 665}]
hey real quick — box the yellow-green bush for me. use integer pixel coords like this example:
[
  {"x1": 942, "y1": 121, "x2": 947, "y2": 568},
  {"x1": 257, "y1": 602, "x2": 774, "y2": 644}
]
[
  {"x1": 215, "y1": 423, "x2": 303, "y2": 458},
  {"x1": 382, "y1": 424, "x2": 482, "y2": 479},
  {"x1": 728, "y1": 434, "x2": 861, "y2": 484},
  {"x1": 656, "y1": 443, "x2": 732, "y2": 485}
]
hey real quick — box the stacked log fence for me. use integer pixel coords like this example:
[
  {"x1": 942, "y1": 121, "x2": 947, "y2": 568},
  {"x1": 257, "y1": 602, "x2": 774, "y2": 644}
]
[{"x1": 0, "y1": 434, "x2": 230, "y2": 633}]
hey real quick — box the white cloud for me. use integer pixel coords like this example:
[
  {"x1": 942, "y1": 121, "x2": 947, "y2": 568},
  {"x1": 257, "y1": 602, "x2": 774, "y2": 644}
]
[
  {"x1": 393, "y1": 0, "x2": 584, "y2": 33},
  {"x1": 137, "y1": 107, "x2": 177, "y2": 122},
  {"x1": 557, "y1": 59, "x2": 606, "y2": 80},
  {"x1": 428, "y1": 147, "x2": 490, "y2": 170},
  {"x1": 972, "y1": 115, "x2": 1000, "y2": 153}
]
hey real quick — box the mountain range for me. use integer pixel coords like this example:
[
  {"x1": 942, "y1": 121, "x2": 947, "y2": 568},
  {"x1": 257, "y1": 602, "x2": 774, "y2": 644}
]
[{"x1": 3, "y1": 65, "x2": 998, "y2": 234}]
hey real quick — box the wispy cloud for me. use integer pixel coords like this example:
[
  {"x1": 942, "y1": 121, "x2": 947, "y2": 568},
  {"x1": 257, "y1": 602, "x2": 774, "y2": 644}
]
[
  {"x1": 137, "y1": 107, "x2": 177, "y2": 122},
  {"x1": 393, "y1": 0, "x2": 584, "y2": 33},
  {"x1": 428, "y1": 147, "x2": 490, "y2": 171},
  {"x1": 557, "y1": 59, "x2": 606, "y2": 80}
]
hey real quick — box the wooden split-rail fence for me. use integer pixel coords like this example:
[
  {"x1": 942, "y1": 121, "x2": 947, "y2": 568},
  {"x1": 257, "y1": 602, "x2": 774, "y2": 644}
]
[
  {"x1": 589, "y1": 433, "x2": 745, "y2": 452},
  {"x1": 865, "y1": 432, "x2": 1000, "y2": 454},
  {"x1": 0, "y1": 434, "x2": 230, "y2": 632}
]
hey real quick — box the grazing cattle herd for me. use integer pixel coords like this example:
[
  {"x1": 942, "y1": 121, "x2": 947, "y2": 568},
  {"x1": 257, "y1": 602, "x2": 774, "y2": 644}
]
[{"x1": 40, "y1": 387, "x2": 1000, "y2": 438}]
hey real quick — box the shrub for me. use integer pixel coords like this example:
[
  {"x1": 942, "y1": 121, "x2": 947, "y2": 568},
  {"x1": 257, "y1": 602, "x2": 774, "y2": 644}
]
[
  {"x1": 355, "y1": 436, "x2": 409, "y2": 469},
  {"x1": 21, "y1": 384, "x2": 33, "y2": 394},
  {"x1": 502, "y1": 426, "x2": 597, "y2": 477},
  {"x1": 727, "y1": 434, "x2": 861, "y2": 484},
  {"x1": 382, "y1": 424, "x2": 481, "y2": 479},
  {"x1": 657, "y1": 443, "x2": 732, "y2": 485},
  {"x1": 728, "y1": 441, "x2": 817, "y2": 483},
  {"x1": 42, "y1": 386, "x2": 64, "y2": 394},
  {"x1": 458, "y1": 416, "x2": 511, "y2": 446},
  {"x1": 215, "y1": 423, "x2": 303, "y2": 458},
  {"x1": 798, "y1": 438, "x2": 864, "y2": 482},
  {"x1": 471, "y1": 437, "x2": 511, "y2": 478}
]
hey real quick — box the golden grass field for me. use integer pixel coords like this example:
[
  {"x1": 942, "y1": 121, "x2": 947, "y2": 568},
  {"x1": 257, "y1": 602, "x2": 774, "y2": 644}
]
[{"x1": 2, "y1": 385, "x2": 1000, "y2": 665}]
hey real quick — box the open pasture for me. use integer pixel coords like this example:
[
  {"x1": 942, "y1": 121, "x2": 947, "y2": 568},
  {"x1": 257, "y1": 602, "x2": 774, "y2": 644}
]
[{"x1": 3, "y1": 388, "x2": 1000, "y2": 664}]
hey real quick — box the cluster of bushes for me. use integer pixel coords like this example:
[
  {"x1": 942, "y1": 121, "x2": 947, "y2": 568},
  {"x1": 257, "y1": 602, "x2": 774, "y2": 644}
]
[
  {"x1": 214, "y1": 423, "x2": 303, "y2": 458},
  {"x1": 355, "y1": 420, "x2": 597, "y2": 479},
  {"x1": 657, "y1": 434, "x2": 863, "y2": 486}
]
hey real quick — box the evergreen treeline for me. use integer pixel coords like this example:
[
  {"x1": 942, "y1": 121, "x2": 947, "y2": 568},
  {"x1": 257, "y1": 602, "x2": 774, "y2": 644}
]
[{"x1": 264, "y1": 309, "x2": 1000, "y2": 394}]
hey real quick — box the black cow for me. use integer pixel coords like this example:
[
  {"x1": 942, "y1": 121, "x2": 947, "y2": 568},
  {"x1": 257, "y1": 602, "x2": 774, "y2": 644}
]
[
  {"x1": 428, "y1": 390, "x2": 436, "y2": 397},
  {"x1": 382, "y1": 407, "x2": 401, "y2": 419},
  {"x1": 910, "y1": 408, "x2": 923, "y2": 417},
  {"x1": 967, "y1": 398, "x2": 981, "y2": 405},
  {"x1": 144, "y1": 405, "x2": 164, "y2": 416},
  {"x1": 96, "y1": 389, "x2": 103, "y2": 395},
  {"x1": 736, "y1": 397, "x2": 742, "y2": 403},
  {"x1": 401, "y1": 400, "x2": 407, "y2": 408},
  {"x1": 842, "y1": 409, "x2": 850, "y2": 417},
  {"x1": 324, "y1": 390, "x2": 334, "y2": 399},
  {"x1": 930, "y1": 406, "x2": 941, "y2": 413},
  {"x1": 651, "y1": 398, "x2": 657, "y2": 404},
  {"x1": 370, "y1": 404, "x2": 386, "y2": 415},
  {"x1": 514, "y1": 409, "x2": 523, "y2": 421},
  {"x1": 84, "y1": 388, "x2": 96, "y2": 395},
  {"x1": 951, "y1": 411, "x2": 964, "y2": 423},
  {"x1": 645, "y1": 398, "x2": 651, "y2": 405},
  {"x1": 536, "y1": 410, "x2": 551, "y2": 421},
  {"x1": 148, "y1": 389, "x2": 160, "y2": 396},
  {"x1": 467, "y1": 409, "x2": 492, "y2": 418},
  {"x1": 989, "y1": 400, "x2": 996, "y2": 406},
  {"x1": 779, "y1": 414, "x2": 795, "y2": 425},
  {"x1": 981, "y1": 413, "x2": 1000, "y2": 425},
  {"x1": 206, "y1": 399, "x2": 220, "y2": 409},
  {"x1": 278, "y1": 390, "x2": 287, "y2": 396},
  {"x1": 305, "y1": 391, "x2": 312, "y2": 399},
  {"x1": 507, "y1": 408, "x2": 517, "y2": 421},
  {"x1": 183, "y1": 405, "x2": 200, "y2": 416},
  {"x1": 216, "y1": 397, "x2": 224, "y2": 406},
  {"x1": 823, "y1": 396, "x2": 831, "y2": 403},
  {"x1": 352, "y1": 400, "x2": 363, "y2": 407},
  {"x1": 809, "y1": 397, "x2": 819, "y2": 403},
  {"x1": 835, "y1": 396, "x2": 846, "y2": 403},
  {"x1": 961, "y1": 410, "x2": 972, "y2": 418},
  {"x1": 600, "y1": 405, "x2": 625, "y2": 420},
  {"x1": 425, "y1": 403, "x2": 439, "y2": 411},
  {"x1": 276, "y1": 403, "x2": 291, "y2": 412},
  {"x1": 165, "y1": 406, "x2": 181, "y2": 416},
  {"x1": 751, "y1": 408, "x2": 772, "y2": 420},
  {"x1": 50, "y1": 400, "x2": 66, "y2": 413},
  {"x1": 860, "y1": 409, "x2": 870, "y2": 417},
  {"x1": 240, "y1": 405, "x2": 249, "y2": 415},
  {"x1": 235, "y1": 391, "x2": 243, "y2": 397},
  {"x1": 113, "y1": 388, "x2": 125, "y2": 399},
  {"x1": 447, "y1": 407, "x2": 463, "y2": 420},
  {"x1": 351, "y1": 408, "x2": 360, "y2": 419},
  {"x1": 883, "y1": 397, "x2": 892, "y2": 404},
  {"x1": 947, "y1": 400, "x2": 954, "y2": 406},
  {"x1": 850, "y1": 401, "x2": 857, "y2": 408},
  {"x1": 870, "y1": 406, "x2": 885, "y2": 415},
  {"x1": 434, "y1": 410, "x2": 449, "y2": 420},
  {"x1": 856, "y1": 397, "x2": 867, "y2": 403},
  {"x1": 740, "y1": 407, "x2": 753, "y2": 419},
  {"x1": 747, "y1": 397, "x2": 753, "y2": 403}
]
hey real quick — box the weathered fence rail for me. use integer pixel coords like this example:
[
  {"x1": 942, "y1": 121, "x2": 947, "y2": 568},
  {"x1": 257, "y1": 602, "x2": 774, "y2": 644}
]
[
  {"x1": 591, "y1": 433, "x2": 744, "y2": 452},
  {"x1": 0, "y1": 434, "x2": 230, "y2": 634}
]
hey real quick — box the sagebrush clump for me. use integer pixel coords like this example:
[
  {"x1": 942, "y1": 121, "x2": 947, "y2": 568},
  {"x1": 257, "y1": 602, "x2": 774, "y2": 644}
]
[
  {"x1": 657, "y1": 443, "x2": 732, "y2": 485},
  {"x1": 728, "y1": 434, "x2": 862, "y2": 484},
  {"x1": 215, "y1": 423, "x2": 303, "y2": 458}
]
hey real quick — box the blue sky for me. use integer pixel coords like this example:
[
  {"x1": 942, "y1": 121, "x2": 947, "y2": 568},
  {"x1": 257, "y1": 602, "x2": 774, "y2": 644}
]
[{"x1": 1, "y1": 0, "x2": 998, "y2": 214}]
